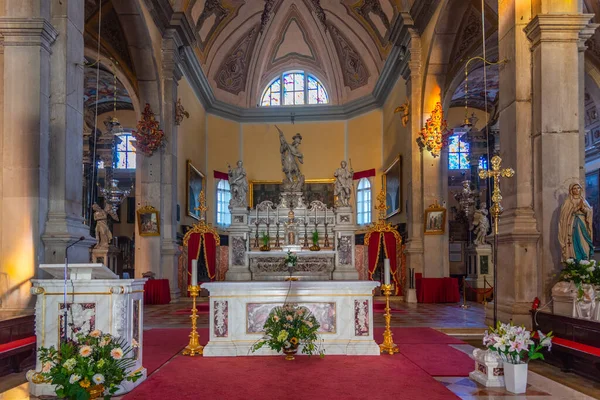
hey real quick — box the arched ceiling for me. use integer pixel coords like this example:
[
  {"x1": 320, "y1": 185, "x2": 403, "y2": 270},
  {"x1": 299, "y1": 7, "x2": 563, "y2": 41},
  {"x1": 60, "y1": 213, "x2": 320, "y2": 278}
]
[{"x1": 178, "y1": 0, "x2": 406, "y2": 107}]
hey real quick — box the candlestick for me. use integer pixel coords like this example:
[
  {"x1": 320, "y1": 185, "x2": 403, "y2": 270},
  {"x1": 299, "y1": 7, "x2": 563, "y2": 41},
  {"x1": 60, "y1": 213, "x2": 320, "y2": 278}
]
[
  {"x1": 191, "y1": 259, "x2": 198, "y2": 286},
  {"x1": 384, "y1": 259, "x2": 390, "y2": 286},
  {"x1": 255, "y1": 207, "x2": 258, "y2": 221},
  {"x1": 182, "y1": 285, "x2": 203, "y2": 356},
  {"x1": 379, "y1": 284, "x2": 398, "y2": 355},
  {"x1": 276, "y1": 206, "x2": 279, "y2": 221},
  {"x1": 314, "y1": 206, "x2": 317, "y2": 223},
  {"x1": 267, "y1": 206, "x2": 269, "y2": 223},
  {"x1": 325, "y1": 207, "x2": 327, "y2": 223}
]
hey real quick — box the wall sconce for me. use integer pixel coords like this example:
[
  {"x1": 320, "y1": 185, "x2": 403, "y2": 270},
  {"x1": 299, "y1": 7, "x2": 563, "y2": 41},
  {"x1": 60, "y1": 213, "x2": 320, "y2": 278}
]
[{"x1": 416, "y1": 102, "x2": 450, "y2": 158}]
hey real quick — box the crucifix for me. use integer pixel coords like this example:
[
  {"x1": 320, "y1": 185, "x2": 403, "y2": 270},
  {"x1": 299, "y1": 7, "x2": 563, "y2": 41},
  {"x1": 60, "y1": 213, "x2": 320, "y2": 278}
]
[{"x1": 478, "y1": 155, "x2": 514, "y2": 327}]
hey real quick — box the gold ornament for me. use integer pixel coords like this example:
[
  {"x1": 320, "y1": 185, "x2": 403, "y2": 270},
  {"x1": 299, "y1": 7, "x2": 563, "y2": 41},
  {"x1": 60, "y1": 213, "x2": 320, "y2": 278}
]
[
  {"x1": 416, "y1": 102, "x2": 450, "y2": 158},
  {"x1": 379, "y1": 284, "x2": 399, "y2": 355},
  {"x1": 478, "y1": 155, "x2": 515, "y2": 233},
  {"x1": 394, "y1": 98, "x2": 410, "y2": 127},
  {"x1": 182, "y1": 285, "x2": 203, "y2": 356}
]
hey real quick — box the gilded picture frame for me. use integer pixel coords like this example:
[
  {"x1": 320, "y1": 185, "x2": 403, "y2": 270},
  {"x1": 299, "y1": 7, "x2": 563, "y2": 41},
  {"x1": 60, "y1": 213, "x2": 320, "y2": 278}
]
[
  {"x1": 383, "y1": 155, "x2": 402, "y2": 218},
  {"x1": 249, "y1": 179, "x2": 335, "y2": 208},
  {"x1": 424, "y1": 202, "x2": 446, "y2": 235},
  {"x1": 137, "y1": 205, "x2": 160, "y2": 237},
  {"x1": 186, "y1": 160, "x2": 205, "y2": 221}
]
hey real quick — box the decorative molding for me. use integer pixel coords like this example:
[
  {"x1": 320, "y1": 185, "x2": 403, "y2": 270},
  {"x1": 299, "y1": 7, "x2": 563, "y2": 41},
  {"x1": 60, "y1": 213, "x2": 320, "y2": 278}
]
[
  {"x1": 327, "y1": 23, "x2": 370, "y2": 90},
  {"x1": 346, "y1": 0, "x2": 393, "y2": 56},
  {"x1": 260, "y1": 0, "x2": 277, "y2": 34},
  {"x1": 306, "y1": 0, "x2": 327, "y2": 31},
  {"x1": 215, "y1": 25, "x2": 259, "y2": 95},
  {"x1": 0, "y1": 18, "x2": 58, "y2": 53},
  {"x1": 194, "y1": 0, "x2": 244, "y2": 62}
]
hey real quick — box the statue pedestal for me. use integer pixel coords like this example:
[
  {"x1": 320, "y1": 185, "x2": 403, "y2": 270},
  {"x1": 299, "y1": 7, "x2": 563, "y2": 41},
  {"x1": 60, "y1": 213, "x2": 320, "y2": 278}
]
[
  {"x1": 332, "y1": 206, "x2": 358, "y2": 280},
  {"x1": 465, "y1": 244, "x2": 493, "y2": 302},
  {"x1": 405, "y1": 288, "x2": 417, "y2": 303},
  {"x1": 227, "y1": 207, "x2": 252, "y2": 281},
  {"x1": 469, "y1": 349, "x2": 504, "y2": 387},
  {"x1": 90, "y1": 245, "x2": 121, "y2": 276}
]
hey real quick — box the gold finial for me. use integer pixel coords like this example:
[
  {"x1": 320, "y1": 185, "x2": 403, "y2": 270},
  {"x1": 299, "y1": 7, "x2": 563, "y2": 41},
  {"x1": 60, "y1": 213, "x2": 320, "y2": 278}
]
[
  {"x1": 478, "y1": 155, "x2": 515, "y2": 233},
  {"x1": 375, "y1": 189, "x2": 388, "y2": 222},
  {"x1": 194, "y1": 190, "x2": 208, "y2": 220}
]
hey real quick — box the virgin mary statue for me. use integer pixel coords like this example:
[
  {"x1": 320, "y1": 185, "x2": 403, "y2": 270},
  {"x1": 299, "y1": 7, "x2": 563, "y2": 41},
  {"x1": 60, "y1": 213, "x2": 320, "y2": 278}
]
[{"x1": 558, "y1": 183, "x2": 594, "y2": 261}]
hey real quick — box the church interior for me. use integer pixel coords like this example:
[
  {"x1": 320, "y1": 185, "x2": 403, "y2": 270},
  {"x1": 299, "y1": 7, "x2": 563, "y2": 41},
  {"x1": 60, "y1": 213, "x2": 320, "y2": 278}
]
[{"x1": 2, "y1": 0, "x2": 600, "y2": 398}]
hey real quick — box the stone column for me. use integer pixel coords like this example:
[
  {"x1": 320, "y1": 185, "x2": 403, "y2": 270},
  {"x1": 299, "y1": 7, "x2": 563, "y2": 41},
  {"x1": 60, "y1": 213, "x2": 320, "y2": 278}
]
[
  {"x1": 0, "y1": 3, "x2": 57, "y2": 311},
  {"x1": 42, "y1": 0, "x2": 94, "y2": 264},
  {"x1": 227, "y1": 207, "x2": 252, "y2": 281},
  {"x1": 525, "y1": 11, "x2": 597, "y2": 302}
]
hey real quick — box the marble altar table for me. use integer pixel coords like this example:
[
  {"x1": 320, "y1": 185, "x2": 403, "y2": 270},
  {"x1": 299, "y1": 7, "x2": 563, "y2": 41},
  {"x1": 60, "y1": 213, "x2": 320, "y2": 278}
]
[
  {"x1": 247, "y1": 250, "x2": 336, "y2": 281},
  {"x1": 201, "y1": 281, "x2": 380, "y2": 356}
]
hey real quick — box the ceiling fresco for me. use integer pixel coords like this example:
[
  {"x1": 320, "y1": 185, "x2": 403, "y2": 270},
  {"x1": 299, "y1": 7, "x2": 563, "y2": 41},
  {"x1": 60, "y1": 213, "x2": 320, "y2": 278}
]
[{"x1": 83, "y1": 62, "x2": 133, "y2": 114}]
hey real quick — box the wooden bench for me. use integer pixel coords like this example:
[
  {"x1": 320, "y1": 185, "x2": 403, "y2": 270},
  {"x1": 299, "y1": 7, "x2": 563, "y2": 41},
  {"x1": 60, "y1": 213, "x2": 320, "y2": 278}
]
[
  {"x1": 532, "y1": 310, "x2": 600, "y2": 383},
  {"x1": 0, "y1": 315, "x2": 36, "y2": 377}
]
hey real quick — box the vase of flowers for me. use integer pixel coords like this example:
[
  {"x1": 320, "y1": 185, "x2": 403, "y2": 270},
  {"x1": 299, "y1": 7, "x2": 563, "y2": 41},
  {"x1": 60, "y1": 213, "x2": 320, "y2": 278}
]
[
  {"x1": 33, "y1": 330, "x2": 142, "y2": 400},
  {"x1": 559, "y1": 258, "x2": 600, "y2": 300},
  {"x1": 284, "y1": 250, "x2": 297, "y2": 269},
  {"x1": 251, "y1": 304, "x2": 324, "y2": 360},
  {"x1": 483, "y1": 322, "x2": 553, "y2": 394},
  {"x1": 309, "y1": 231, "x2": 320, "y2": 251}
]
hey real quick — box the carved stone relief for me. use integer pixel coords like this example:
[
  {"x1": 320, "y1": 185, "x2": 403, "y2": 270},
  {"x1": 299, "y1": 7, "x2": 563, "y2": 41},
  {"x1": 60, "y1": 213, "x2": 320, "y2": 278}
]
[
  {"x1": 328, "y1": 24, "x2": 370, "y2": 90},
  {"x1": 338, "y1": 236, "x2": 352, "y2": 265},
  {"x1": 231, "y1": 236, "x2": 246, "y2": 266},
  {"x1": 215, "y1": 26, "x2": 259, "y2": 95}
]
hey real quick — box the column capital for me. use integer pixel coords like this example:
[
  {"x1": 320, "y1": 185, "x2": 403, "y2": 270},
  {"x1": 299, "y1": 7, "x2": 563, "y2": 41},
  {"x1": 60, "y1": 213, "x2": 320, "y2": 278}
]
[
  {"x1": 162, "y1": 29, "x2": 184, "y2": 82},
  {"x1": 0, "y1": 18, "x2": 58, "y2": 53},
  {"x1": 525, "y1": 14, "x2": 597, "y2": 48}
]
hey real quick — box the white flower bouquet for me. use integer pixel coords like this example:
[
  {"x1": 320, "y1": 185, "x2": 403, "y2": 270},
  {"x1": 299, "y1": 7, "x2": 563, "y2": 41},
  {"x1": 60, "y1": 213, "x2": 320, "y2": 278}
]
[
  {"x1": 483, "y1": 322, "x2": 553, "y2": 364},
  {"x1": 559, "y1": 258, "x2": 600, "y2": 299}
]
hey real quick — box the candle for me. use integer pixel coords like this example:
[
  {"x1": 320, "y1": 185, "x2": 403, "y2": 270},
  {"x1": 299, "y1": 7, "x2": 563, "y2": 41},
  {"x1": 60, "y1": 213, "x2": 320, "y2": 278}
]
[
  {"x1": 191, "y1": 259, "x2": 198, "y2": 286},
  {"x1": 314, "y1": 206, "x2": 317, "y2": 223},
  {"x1": 255, "y1": 207, "x2": 258, "y2": 222},
  {"x1": 276, "y1": 206, "x2": 279, "y2": 222},
  {"x1": 267, "y1": 206, "x2": 269, "y2": 222},
  {"x1": 384, "y1": 259, "x2": 390, "y2": 286},
  {"x1": 325, "y1": 207, "x2": 327, "y2": 223}
]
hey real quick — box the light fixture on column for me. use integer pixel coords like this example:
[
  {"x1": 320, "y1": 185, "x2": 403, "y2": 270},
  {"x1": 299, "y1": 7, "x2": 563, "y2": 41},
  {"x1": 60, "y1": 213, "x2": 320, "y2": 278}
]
[{"x1": 416, "y1": 102, "x2": 450, "y2": 158}]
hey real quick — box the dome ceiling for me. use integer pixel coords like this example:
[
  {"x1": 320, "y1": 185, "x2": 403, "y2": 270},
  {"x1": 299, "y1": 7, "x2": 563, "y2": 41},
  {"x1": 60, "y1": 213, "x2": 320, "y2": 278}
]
[{"x1": 179, "y1": 0, "x2": 405, "y2": 107}]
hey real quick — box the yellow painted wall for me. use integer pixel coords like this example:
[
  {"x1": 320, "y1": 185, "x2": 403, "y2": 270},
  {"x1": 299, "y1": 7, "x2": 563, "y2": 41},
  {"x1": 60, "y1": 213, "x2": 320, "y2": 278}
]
[{"x1": 178, "y1": 77, "x2": 208, "y2": 227}]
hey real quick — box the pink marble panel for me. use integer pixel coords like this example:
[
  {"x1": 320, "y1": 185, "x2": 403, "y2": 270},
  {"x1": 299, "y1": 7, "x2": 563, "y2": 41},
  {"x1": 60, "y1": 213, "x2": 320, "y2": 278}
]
[{"x1": 246, "y1": 302, "x2": 336, "y2": 334}]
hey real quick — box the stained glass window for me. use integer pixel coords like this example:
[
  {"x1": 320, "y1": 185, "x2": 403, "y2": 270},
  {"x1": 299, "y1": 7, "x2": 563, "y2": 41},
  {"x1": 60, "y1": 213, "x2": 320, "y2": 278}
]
[
  {"x1": 356, "y1": 178, "x2": 372, "y2": 225},
  {"x1": 216, "y1": 180, "x2": 231, "y2": 226},
  {"x1": 448, "y1": 134, "x2": 470, "y2": 170},
  {"x1": 260, "y1": 71, "x2": 328, "y2": 106},
  {"x1": 478, "y1": 155, "x2": 488, "y2": 171},
  {"x1": 115, "y1": 133, "x2": 136, "y2": 169}
]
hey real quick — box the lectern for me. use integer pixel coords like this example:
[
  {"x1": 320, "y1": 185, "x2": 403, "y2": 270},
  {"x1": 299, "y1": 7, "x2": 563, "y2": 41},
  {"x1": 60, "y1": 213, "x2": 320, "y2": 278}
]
[{"x1": 28, "y1": 264, "x2": 147, "y2": 397}]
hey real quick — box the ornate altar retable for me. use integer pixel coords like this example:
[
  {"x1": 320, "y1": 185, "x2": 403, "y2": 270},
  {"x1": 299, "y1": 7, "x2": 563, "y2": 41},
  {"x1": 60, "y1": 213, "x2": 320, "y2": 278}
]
[{"x1": 201, "y1": 281, "x2": 380, "y2": 356}]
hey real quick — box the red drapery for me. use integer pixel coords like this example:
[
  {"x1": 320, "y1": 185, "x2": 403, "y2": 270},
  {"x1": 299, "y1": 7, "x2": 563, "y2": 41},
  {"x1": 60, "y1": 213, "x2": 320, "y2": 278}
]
[
  {"x1": 367, "y1": 231, "x2": 402, "y2": 295},
  {"x1": 186, "y1": 232, "x2": 217, "y2": 281},
  {"x1": 353, "y1": 168, "x2": 376, "y2": 180},
  {"x1": 213, "y1": 170, "x2": 228, "y2": 180}
]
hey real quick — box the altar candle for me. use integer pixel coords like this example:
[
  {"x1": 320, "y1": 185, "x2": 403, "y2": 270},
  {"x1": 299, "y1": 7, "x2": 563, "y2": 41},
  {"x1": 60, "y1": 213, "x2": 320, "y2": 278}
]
[
  {"x1": 191, "y1": 259, "x2": 198, "y2": 286},
  {"x1": 314, "y1": 206, "x2": 317, "y2": 222},
  {"x1": 267, "y1": 206, "x2": 269, "y2": 222},
  {"x1": 276, "y1": 206, "x2": 279, "y2": 221},
  {"x1": 255, "y1": 207, "x2": 258, "y2": 221},
  {"x1": 325, "y1": 207, "x2": 327, "y2": 223},
  {"x1": 384, "y1": 259, "x2": 390, "y2": 286}
]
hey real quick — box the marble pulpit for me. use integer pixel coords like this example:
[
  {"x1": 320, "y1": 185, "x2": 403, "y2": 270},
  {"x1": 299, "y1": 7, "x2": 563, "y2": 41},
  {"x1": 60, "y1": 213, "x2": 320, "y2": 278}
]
[
  {"x1": 28, "y1": 264, "x2": 147, "y2": 397},
  {"x1": 201, "y1": 281, "x2": 381, "y2": 356}
]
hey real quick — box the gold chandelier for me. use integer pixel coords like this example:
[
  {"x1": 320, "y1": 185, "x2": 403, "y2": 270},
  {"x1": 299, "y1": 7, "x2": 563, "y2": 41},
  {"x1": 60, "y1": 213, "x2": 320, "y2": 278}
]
[{"x1": 416, "y1": 102, "x2": 450, "y2": 158}]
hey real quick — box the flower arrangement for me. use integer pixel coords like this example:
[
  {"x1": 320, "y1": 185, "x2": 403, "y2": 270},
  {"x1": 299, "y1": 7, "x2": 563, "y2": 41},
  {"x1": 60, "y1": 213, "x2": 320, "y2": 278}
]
[
  {"x1": 284, "y1": 250, "x2": 297, "y2": 267},
  {"x1": 260, "y1": 232, "x2": 270, "y2": 251},
  {"x1": 251, "y1": 304, "x2": 324, "y2": 357},
  {"x1": 483, "y1": 321, "x2": 553, "y2": 364},
  {"x1": 34, "y1": 330, "x2": 142, "y2": 399},
  {"x1": 559, "y1": 258, "x2": 600, "y2": 298},
  {"x1": 311, "y1": 231, "x2": 319, "y2": 246}
]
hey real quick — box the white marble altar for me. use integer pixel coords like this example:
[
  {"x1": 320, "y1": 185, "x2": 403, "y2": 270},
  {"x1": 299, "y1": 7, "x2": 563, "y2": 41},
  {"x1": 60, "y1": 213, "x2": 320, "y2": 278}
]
[
  {"x1": 201, "y1": 281, "x2": 380, "y2": 356},
  {"x1": 28, "y1": 264, "x2": 147, "y2": 397},
  {"x1": 248, "y1": 250, "x2": 336, "y2": 280}
]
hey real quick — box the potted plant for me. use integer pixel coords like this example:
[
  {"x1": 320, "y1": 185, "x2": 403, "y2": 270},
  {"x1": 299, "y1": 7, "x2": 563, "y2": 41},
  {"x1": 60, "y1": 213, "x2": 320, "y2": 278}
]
[
  {"x1": 31, "y1": 330, "x2": 142, "y2": 399},
  {"x1": 309, "y1": 230, "x2": 320, "y2": 251},
  {"x1": 260, "y1": 232, "x2": 270, "y2": 251},
  {"x1": 251, "y1": 304, "x2": 324, "y2": 360},
  {"x1": 483, "y1": 321, "x2": 553, "y2": 394}
]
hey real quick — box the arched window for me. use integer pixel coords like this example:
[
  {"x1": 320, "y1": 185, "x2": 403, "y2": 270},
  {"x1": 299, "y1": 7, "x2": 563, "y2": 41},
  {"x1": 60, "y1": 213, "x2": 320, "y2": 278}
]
[
  {"x1": 115, "y1": 133, "x2": 136, "y2": 169},
  {"x1": 216, "y1": 180, "x2": 231, "y2": 226},
  {"x1": 448, "y1": 133, "x2": 470, "y2": 170},
  {"x1": 260, "y1": 71, "x2": 328, "y2": 106},
  {"x1": 356, "y1": 178, "x2": 372, "y2": 225}
]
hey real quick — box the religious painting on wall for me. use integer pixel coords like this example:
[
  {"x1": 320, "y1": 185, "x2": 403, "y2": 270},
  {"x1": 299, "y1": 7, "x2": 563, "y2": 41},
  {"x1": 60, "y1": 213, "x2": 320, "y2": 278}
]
[
  {"x1": 187, "y1": 160, "x2": 205, "y2": 220},
  {"x1": 137, "y1": 205, "x2": 160, "y2": 237},
  {"x1": 249, "y1": 180, "x2": 335, "y2": 208},
  {"x1": 424, "y1": 202, "x2": 446, "y2": 235},
  {"x1": 585, "y1": 171, "x2": 600, "y2": 247},
  {"x1": 383, "y1": 156, "x2": 402, "y2": 218}
]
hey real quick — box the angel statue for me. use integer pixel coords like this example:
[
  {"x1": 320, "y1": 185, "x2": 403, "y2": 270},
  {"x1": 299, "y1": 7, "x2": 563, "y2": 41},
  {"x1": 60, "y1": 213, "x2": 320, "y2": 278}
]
[
  {"x1": 471, "y1": 203, "x2": 490, "y2": 246},
  {"x1": 559, "y1": 183, "x2": 594, "y2": 262},
  {"x1": 275, "y1": 125, "x2": 305, "y2": 191},
  {"x1": 92, "y1": 203, "x2": 119, "y2": 249}
]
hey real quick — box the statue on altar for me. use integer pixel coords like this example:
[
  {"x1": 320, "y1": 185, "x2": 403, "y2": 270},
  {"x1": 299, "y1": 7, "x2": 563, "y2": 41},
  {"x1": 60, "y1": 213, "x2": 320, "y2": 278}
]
[
  {"x1": 471, "y1": 203, "x2": 490, "y2": 246},
  {"x1": 228, "y1": 160, "x2": 248, "y2": 208},
  {"x1": 284, "y1": 210, "x2": 299, "y2": 245},
  {"x1": 275, "y1": 125, "x2": 305, "y2": 192},
  {"x1": 92, "y1": 203, "x2": 119, "y2": 249},
  {"x1": 334, "y1": 160, "x2": 354, "y2": 207},
  {"x1": 559, "y1": 183, "x2": 594, "y2": 261}
]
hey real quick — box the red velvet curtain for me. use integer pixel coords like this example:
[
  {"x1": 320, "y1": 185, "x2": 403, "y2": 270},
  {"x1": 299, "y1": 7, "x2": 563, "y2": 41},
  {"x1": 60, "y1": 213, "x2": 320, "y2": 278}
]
[
  {"x1": 186, "y1": 232, "x2": 217, "y2": 282},
  {"x1": 367, "y1": 232, "x2": 381, "y2": 280},
  {"x1": 382, "y1": 232, "x2": 401, "y2": 295}
]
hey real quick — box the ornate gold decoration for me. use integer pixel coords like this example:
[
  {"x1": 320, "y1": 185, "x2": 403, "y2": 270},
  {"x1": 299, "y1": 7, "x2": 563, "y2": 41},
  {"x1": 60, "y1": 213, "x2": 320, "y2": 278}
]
[
  {"x1": 136, "y1": 205, "x2": 160, "y2": 237},
  {"x1": 379, "y1": 284, "x2": 399, "y2": 355},
  {"x1": 132, "y1": 103, "x2": 164, "y2": 156},
  {"x1": 174, "y1": 98, "x2": 189, "y2": 126},
  {"x1": 394, "y1": 98, "x2": 410, "y2": 127},
  {"x1": 416, "y1": 102, "x2": 451, "y2": 158},
  {"x1": 478, "y1": 155, "x2": 514, "y2": 234},
  {"x1": 364, "y1": 189, "x2": 402, "y2": 243},
  {"x1": 183, "y1": 191, "x2": 221, "y2": 247},
  {"x1": 182, "y1": 285, "x2": 203, "y2": 356}
]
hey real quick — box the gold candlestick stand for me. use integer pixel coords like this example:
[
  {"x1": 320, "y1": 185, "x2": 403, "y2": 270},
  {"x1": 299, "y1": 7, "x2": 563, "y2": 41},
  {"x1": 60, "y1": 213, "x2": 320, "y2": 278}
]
[
  {"x1": 182, "y1": 285, "x2": 203, "y2": 356},
  {"x1": 379, "y1": 284, "x2": 399, "y2": 355}
]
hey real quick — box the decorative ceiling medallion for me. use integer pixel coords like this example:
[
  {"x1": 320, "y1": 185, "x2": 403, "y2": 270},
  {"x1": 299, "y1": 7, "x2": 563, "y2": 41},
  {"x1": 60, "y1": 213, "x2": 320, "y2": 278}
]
[
  {"x1": 194, "y1": 0, "x2": 245, "y2": 63},
  {"x1": 344, "y1": 0, "x2": 394, "y2": 58},
  {"x1": 132, "y1": 103, "x2": 164, "y2": 156},
  {"x1": 215, "y1": 25, "x2": 259, "y2": 95},
  {"x1": 328, "y1": 23, "x2": 370, "y2": 90},
  {"x1": 416, "y1": 102, "x2": 451, "y2": 158}
]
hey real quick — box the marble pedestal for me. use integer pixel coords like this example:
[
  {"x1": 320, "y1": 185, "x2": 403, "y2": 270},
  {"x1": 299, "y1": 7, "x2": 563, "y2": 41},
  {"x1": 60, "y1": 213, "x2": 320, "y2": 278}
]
[
  {"x1": 90, "y1": 245, "x2": 121, "y2": 276},
  {"x1": 405, "y1": 288, "x2": 417, "y2": 303},
  {"x1": 465, "y1": 245, "x2": 493, "y2": 302},
  {"x1": 469, "y1": 349, "x2": 504, "y2": 387},
  {"x1": 27, "y1": 265, "x2": 147, "y2": 397},
  {"x1": 227, "y1": 207, "x2": 252, "y2": 281},
  {"x1": 201, "y1": 281, "x2": 381, "y2": 356},
  {"x1": 332, "y1": 206, "x2": 358, "y2": 280},
  {"x1": 551, "y1": 281, "x2": 577, "y2": 318}
]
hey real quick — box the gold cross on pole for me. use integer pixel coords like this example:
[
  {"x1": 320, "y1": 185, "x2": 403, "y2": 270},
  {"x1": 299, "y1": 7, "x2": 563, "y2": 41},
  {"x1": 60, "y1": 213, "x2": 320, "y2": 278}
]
[
  {"x1": 194, "y1": 190, "x2": 208, "y2": 222},
  {"x1": 478, "y1": 155, "x2": 514, "y2": 234}
]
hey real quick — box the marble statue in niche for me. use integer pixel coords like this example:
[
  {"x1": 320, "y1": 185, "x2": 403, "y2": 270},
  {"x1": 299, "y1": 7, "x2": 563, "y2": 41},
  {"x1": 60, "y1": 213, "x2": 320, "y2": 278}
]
[
  {"x1": 92, "y1": 203, "x2": 118, "y2": 249},
  {"x1": 334, "y1": 161, "x2": 354, "y2": 207},
  {"x1": 275, "y1": 125, "x2": 305, "y2": 192},
  {"x1": 559, "y1": 183, "x2": 594, "y2": 261},
  {"x1": 228, "y1": 160, "x2": 248, "y2": 208},
  {"x1": 471, "y1": 203, "x2": 490, "y2": 246}
]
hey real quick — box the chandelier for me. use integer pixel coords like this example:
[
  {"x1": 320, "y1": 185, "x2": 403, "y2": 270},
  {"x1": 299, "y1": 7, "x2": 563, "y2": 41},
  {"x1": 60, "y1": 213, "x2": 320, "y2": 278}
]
[
  {"x1": 416, "y1": 102, "x2": 450, "y2": 158},
  {"x1": 98, "y1": 179, "x2": 132, "y2": 215}
]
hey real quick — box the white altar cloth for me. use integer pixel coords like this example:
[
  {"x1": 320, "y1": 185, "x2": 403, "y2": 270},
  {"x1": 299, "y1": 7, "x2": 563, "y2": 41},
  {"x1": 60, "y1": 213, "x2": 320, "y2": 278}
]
[{"x1": 201, "y1": 281, "x2": 380, "y2": 356}]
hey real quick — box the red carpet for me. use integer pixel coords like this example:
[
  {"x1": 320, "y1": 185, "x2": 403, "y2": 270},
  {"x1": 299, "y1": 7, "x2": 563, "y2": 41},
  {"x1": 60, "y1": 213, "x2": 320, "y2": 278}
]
[
  {"x1": 142, "y1": 328, "x2": 207, "y2": 374},
  {"x1": 124, "y1": 353, "x2": 458, "y2": 400},
  {"x1": 397, "y1": 344, "x2": 473, "y2": 377},
  {"x1": 374, "y1": 327, "x2": 465, "y2": 344}
]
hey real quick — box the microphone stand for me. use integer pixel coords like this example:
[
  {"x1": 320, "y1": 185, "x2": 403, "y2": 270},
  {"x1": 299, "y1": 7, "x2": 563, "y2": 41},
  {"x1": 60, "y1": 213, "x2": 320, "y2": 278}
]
[{"x1": 63, "y1": 236, "x2": 85, "y2": 343}]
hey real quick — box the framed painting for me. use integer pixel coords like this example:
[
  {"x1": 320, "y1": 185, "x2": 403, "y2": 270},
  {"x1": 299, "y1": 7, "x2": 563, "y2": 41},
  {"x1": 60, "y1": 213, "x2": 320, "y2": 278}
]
[
  {"x1": 186, "y1": 160, "x2": 205, "y2": 220},
  {"x1": 383, "y1": 155, "x2": 402, "y2": 218},
  {"x1": 249, "y1": 179, "x2": 335, "y2": 208},
  {"x1": 424, "y1": 202, "x2": 446, "y2": 235},
  {"x1": 137, "y1": 205, "x2": 160, "y2": 237},
  {"x1": 586, "y1": 170, "x2": 600, "y2": 247}
]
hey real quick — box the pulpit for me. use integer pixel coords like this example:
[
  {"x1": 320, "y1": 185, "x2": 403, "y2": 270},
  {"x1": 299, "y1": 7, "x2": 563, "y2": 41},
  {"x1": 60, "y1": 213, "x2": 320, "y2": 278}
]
[{"x1": 28, "y1": 264, "x2": 147, "y2": 397}]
